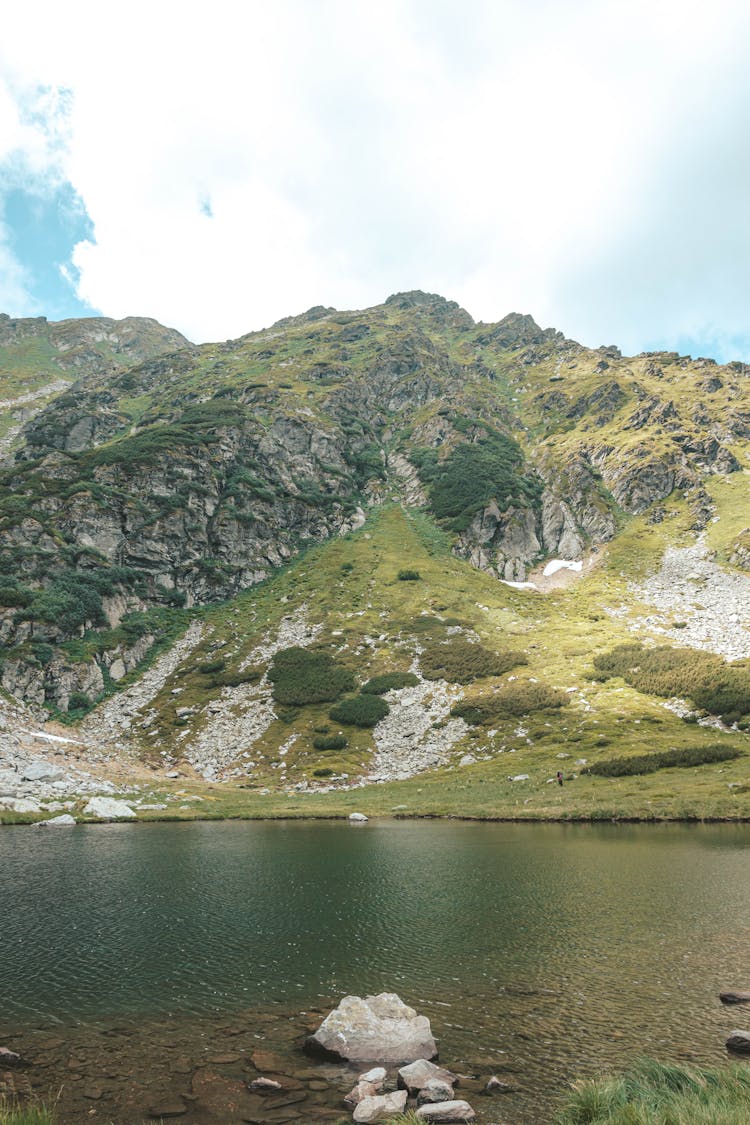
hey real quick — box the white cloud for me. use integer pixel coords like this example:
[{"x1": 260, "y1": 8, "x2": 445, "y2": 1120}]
[{"x1": 1, "y1": 0, "x2": 750, "y2": 357}]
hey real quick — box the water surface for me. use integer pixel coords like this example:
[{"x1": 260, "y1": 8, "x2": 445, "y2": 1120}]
[{"x1": 2, "y1": 820, "x2": 749, "y2": 1121}]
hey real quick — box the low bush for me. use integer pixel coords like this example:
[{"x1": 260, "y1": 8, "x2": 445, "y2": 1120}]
[
  {"x1": 312, "y1": 735, "x2": 348, "y2": 751},
  {"x1": 312, "y1": 767, "x2": 334, "y2": 778},
  {"x1": 362, "y1": 672, "x2": 419, "y2": 694},
  {"x1": 208, "y1": 667, "x2": 261, "y2": 689},
  {"x1": 421, "y1": 639, "x2": 527, "y2": 684},
  {"x1": 67, "y1": 691, "x2": 91, "y2": 713},
  {"x1": 593, "y1": 643, "x2": 750, "y2": 723},
  {"x1": 198, "y1": 658, "x2": 226, "y2": 675},
  {"x1": 0, "y1": 583, "x2": 32, "y2": 608},
  {"x1": 269, "y1": 646, "x2": 355, "y2": 706},
  {"x1": 329, "y1": 694, "x2": 390, "y2": 728},
  {"x1": 397, "y1": 569, "x2": 421, "y2": 581},
  {"x1": 452, "y1": 680, "x2": 567, "y2": 723},
  {"x1": 584, "y1": 743, "x2": 742, "y2": 778},
  {"x1": 413, "y1": 426, "x2": 543, "y2": 532}
]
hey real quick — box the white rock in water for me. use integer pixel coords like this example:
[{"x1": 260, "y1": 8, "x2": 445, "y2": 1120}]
[
  {"x1": 83, "y1": 797, "x2": 136, "y2": 819},
  {"x1": 415, "y1": 1101, "x2": 476, "y2": 1122},
  {"x1": 22, "y1": 760, "x2": 63, "y2": 782},
  {"x1": 353, "y1": 1090, "x2": 408, "y2": 1122},
  {"x1": 349, "y1": 812, "x2": 368, "y2": 822},
  {"x1": 359, "y1": 1066, "x2": 387, "y2": 1085},
  {"x1": 35, "y1": 814, "x2": 76, "y2": 826},
  {"x1": 398, "y1": 1059, "x2": 457, "y2": 1096},
  {"x1": 306, "y1": 992, "x2": 437, "y2": 1063}
]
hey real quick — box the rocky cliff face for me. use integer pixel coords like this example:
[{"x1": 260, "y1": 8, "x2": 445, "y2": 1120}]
[{"x1": 1, "y1": 291, "x2": 746, "y2": 710}]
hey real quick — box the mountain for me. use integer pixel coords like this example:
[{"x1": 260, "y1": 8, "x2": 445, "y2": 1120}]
[
  {"x1": 0, "y1": 312, "x2": 191, "y2": 458},
  {"x1": 0, "y1": 292, "x2": 748, "y2": 808}
]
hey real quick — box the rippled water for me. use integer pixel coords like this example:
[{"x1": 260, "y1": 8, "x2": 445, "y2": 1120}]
[{"x1": 3, "y1": 820, "x2": 750, "y2": 1121}]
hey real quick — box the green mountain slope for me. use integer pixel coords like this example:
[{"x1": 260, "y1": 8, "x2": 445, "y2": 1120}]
[{"x1": 0, "y1": 291, "x2": 749, "y2": 810}]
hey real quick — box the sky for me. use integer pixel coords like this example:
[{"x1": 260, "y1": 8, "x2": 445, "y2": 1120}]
[{"x1": 2, "y1": 0, "x2": 750, "y2": 360}]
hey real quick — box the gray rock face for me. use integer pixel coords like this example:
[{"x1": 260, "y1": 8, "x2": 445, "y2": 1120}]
[
  {"x1": 306, "y1": 993, "x2": 438, "y2": 1064},
  {"x1": 398, "y1": 1060, "x2": 457, "y2": 1096},
  {"x1": 352, "y1": 1090, "x2": 408, "y2": 1122},
  {"x1": 415, "y1": 1101, "x2": 476, "y2": 1123},
  {"x1": 35, "y1": 813, "x2": 76, "y2": 826}
]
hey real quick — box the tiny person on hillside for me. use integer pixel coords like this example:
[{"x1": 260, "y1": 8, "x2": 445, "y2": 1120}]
[{"x1": 557, "y1": 771, "x2": 564, "y2": 786}]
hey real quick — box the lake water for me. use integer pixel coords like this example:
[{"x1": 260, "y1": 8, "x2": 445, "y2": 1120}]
[{"x1": 2, "y1": 820, "x2": 750, "y2": 1122}]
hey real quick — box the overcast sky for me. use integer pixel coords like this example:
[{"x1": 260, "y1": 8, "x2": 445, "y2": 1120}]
[{"x1": 2, "y1": 0, "x2": 750, "y2": 360}]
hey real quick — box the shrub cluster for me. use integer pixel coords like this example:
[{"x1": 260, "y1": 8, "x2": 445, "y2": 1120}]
[
  {"x1": 397, "y1": 569, "x2": 421, "y2": 581},
  {"x1": 329, "y1": 694, "x2": 390, "y2": 727},
  {"x1": 18, "y1": 566, "x2": 136, "y2": 636},
  {"x1": 269, "y1": 646, "x2": 355, "y2": 706},
  {"x1": 452, "y1": 680, "x2": 567, "y2": 723},
  {"x1": 593, "y1": 643, "x2": 750, "y2": 723},
  {"x1": 362, "y1": 672, "x2": 419, "y2": 695},
  {"x1": 312, "y1": 735, "x2": 348, "y2": 751},
  {"x1": 198, "y1": 658, "x2": 226, "y2": 675},
  {"x1": 412, "y1": 425, "x2": 543, "y2": 532},
  {"x1": 421, "y1": 639, "x2": 527, "y2": 684},
  {"x1": 583, "y1": 743, "x2": 742, "y2": 778}
]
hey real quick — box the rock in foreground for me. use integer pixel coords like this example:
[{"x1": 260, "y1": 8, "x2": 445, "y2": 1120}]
[
  {"x1": 415, "y1": 1101, "x2": 476, "y2": 1122},
  {"x1": 353, "y1": 1090, "x2": 408, "y2": 1122},
  {"x1": 720, "y1": 991, "x2": 750, "y2": 1005},
  {"x1": 398, "y1": 1059, "x2": 457, "y2": 1096},
  {"x1": 726, "y1": 1030, "x2": 750, "y2": 1053},
  {"x1": 305, "y1": 992, "x2": 438, "y2": 1063}
]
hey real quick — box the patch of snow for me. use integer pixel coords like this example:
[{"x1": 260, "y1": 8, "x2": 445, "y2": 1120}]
[{"x1": 543, "y1": 559, "x2": 583, "y2": 578}]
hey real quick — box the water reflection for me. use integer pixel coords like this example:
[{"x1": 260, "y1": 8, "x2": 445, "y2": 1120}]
[{"x1": 2, "y1": 820, "x2": 750, "y2": 1118}]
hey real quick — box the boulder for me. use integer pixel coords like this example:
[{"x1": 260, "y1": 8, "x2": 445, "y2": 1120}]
[
  {"x1": 484, "y1": 1075, "x2": 517, "y2": 1094},
  {"x1": 306, "y1": 993, "x2": 437, "y2": 1064},
  {"x1": 0, "y1": 1047, "x2": 22, "y2": 1066},
  {"x1": 415, "y1": 1101, "x2": 476, "y2": 1123},
  {"x1": 353, "y1": 1090, "x2": 408, "y2": 1122},
  {"x1": 344, "y1": 1080, "x2": 379, "y2": 1108},
  {"x1": 247, "y1": 1077, "x2": 282, "y2": 1093},
  {"x1": 398, "y1": 1059, "x2": 457, "y2": 1096},
  {"x1": 35, "y1": 814, "x2": 76, "y2": 826},
  {"x1": 417, "y1": 1079, "x2": 456, "y2": 1105},
  {"x1": 349, "y1": 812, "x2": 368, "y2": 822},
  {"x1": 359, "y1": 1066, "x2": 387, "y2": 1086},
  {"x1": 720, "y1": 991, "x2": 750, "y2": 1005},
  {"x1": 22, "y1": 760, "x2": 63, "y2": 782},
  {"x1": 6, "y1": 797, "x2": 43, "y2": 813},
  {"x1": 83, "y1": 797, "x2": 136, "y2": 819},
  {"x1": 726, "y1": 1030, "x2": 750, "y2": 1053}
]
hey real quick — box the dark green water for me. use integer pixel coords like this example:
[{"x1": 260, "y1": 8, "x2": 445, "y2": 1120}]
[{"x1": 3, "y1": 820, "x2": 750, "y2": 1120}]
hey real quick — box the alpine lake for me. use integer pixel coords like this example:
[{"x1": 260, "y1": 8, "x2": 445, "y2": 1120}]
[{"x1": 2, "y1": 819, "x2": 750, "y2": 1123}]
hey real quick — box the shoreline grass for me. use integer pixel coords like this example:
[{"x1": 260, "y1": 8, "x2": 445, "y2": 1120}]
[{"x1": 556, "y1": 1058, "x2": 750, "y2": 1124}]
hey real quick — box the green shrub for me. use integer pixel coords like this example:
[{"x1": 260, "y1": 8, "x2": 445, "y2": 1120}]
[
  {"x1": 421, "y1": 639, "x2": 527, "y2": 683},
  {"x1": 593, "y1": 643, "x2": 750, "y2": 722},
  {"x1": 31, "y1": 642, "x2": 54, "y2": 666},
  {"x1": 312, "y1": 735, "x2": 348, "y2": 751},
  {"x1": 397, "y1": 568, "x2": 421, "y2": 581},
  {"x1": 452, "y1": 680, "x2": 567, "y2": 723},
  {"x1": 269, "y1": 646, "x2": 355, "y2": 706},
  {"x1": 67, "y1": 691, "x2": 91, "y2": 713},
  {"x1": 584, "y1": 743, "x2": 742, "y2": 778},
  {"x1": 198, "y1": 658, "x2": 226, "y2": 674},
  {"x1": 329, "y1": 694, "x2": 390, "y2": 728},
  {"x1": 414, "y1": 427, "x2": 542, "y2": 532},
  {"x1": 313, "y1": 767, "x2": 334, "y2": 777},
  {"x1": 209, "y1": 667, "x2": 261, "y2": 689},
  {"x1": 362, "y1": 672, "x2": 419, "y2": 694},
  {"x1": 340, "y1": 562, "x2": 354, "y2": 574},
  {"x1": 0, "y1": 583, "x2": 32, "y2": 608}
]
